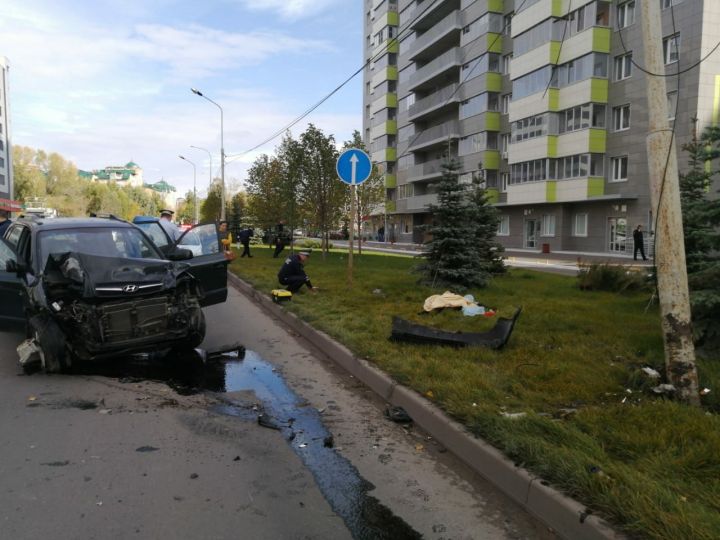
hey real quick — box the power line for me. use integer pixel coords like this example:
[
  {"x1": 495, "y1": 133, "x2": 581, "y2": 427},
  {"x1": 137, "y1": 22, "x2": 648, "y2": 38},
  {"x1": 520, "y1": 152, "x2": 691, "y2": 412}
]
[
  {"x1": 224, "y1": 0, "x2": 445, "y2": 166},
  {"x1": 617, "y1": 9, "x2": 720, "y2": 78}
]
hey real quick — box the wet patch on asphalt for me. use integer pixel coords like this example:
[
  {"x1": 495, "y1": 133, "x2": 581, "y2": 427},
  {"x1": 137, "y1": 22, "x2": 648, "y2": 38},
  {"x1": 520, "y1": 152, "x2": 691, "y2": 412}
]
[{"x1": 67, "y1": 347, "x2": 422, "y2": 539}]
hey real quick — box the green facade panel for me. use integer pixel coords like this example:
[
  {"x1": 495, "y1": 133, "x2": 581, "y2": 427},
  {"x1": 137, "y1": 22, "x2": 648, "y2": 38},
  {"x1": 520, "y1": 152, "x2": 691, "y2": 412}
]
[
  {"x1": 488, "y1": 0, "x2": 504, "y2": 13},
  {"x1": 485, "y1": 112, "x2": 501, "y2": 131},
  {"x1": 590, "y1": 79, "x2": 609, "y2": 103},
  {"x1": 385, "y1": 174, "x2": 397, "y2": 188},
  {"x1": 386, "y1": 120, "x2": 397, "y2": 135},
  {"x1": 486, "y1": 73, "x2": 502, "y2": 92},
  {"x1": 546, "y1": 181, "x2": 557, "y2": 202},
  {"x1": 588, "y1": 129, "x2": 606, "y2": 153},
  {"x1": 386, "y1": 200, "x2": 397, "y2": 213},
  {"x1": 592, "y1": 27, "x2": 611, "y2": 53},
  {"x1": 387, "y1": 93, "x2": 398, "y2": 108},
  {"x1": 386, "y1": 11, "x2": 399, "y2": 26},
  {"x1": 548, "y1": 88, "x2": 559, "y2": 111},
  {"x1": 486, "y1": 188, "x2": 499, "y2": 204},
  {"x1": 547, "y1": 135, "x2": 558, "y2": 157},
  {"x1": 483, "y1": 150, "x2": 500, "y2": 170},
  {"x1": 386, "y1": 39, "x2": 399, "y2": 54},
  {"x1": 550, "y1": 41, "x2": 561, "y2": 64},
  {"x1": 487, "y1": 33, "x2": 502, "y2": 53},
  {"x1": 587, "y1": 177, "x2": 605, "y2": 197},
  {"x1": 386, "y1": 148, "x2": 397, "y2": 162},
  {"x1": 386, "y1": 66, "x2": 398, "y2": 80}
]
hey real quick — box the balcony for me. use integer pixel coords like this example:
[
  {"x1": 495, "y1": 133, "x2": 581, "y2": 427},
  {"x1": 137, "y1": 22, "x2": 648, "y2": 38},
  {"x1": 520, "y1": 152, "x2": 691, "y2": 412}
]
[
  {"x1": 371, "y1": 65, "x2": 398, "y2": 89},
  {"x1": 506, "y1": 177, "x2": 606, "y2": 206},
  {"x1": 370, "y1": 120, "x2": 398, "y2": 140},
  {"x1": 370, "y1": 93, "x2": 398, "y2": 116},
  {"x1": 408, "y1": 84, "x2": 460, "y2": 121},
  {"x1": 406, "y1": 157, "x2": 446, "y2": 182},
  {"x1": 407, "y1": 47, "x2": 462, "y2": 91},
  {"x1": 395, "y1": 193, "x2": 438, "y2": 212},
  {"x1": 406, "y1": 119, "x2": 460, "y2": 152},
  {"x1": 408, "y1": 10, "x2": 462, "y2": 62},
  {"x1": 405, "y1": 0, "x2": 455, "y2": 32}
]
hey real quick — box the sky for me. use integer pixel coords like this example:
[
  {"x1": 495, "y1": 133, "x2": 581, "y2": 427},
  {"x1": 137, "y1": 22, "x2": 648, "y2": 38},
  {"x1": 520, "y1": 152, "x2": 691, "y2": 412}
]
[{"x1": 0, "y1": 0, "x2": 363, "y2": 198}]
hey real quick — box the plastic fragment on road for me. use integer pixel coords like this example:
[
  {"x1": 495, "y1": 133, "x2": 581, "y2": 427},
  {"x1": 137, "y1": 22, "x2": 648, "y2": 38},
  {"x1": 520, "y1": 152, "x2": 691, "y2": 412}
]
[
  {"x1": 257, "y1": 413, "x2": 281, "y2": 430},
  {"x1": 17, "y1": 339, "x2": 42, "y2": 368},
  {"x1": 641, "y1": 367, "x2": 661, "y2": 379},
  {"x1": 652, "y1": 383, "x2": 676, "y2": 395},
  {"x1": 385, "y1": 406, "x2": 412, "y2": 423},
  {"x1": 500, "y1": 411, "x2": 527, "y2": 419},
  {"x1": 272, "y1": 289, "x2": 292, "y2": 303}
]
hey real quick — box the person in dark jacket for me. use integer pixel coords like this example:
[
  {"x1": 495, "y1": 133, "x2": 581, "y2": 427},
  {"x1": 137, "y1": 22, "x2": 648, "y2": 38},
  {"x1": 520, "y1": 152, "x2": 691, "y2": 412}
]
[
  {"x1": 273, "y1": 221, "x2": 288, "y2": 258},
  {"x1": 633, "y1": 224, "x2": 647, "y2": 261},
  {"x1": 0, "y1": 210, "x2": 12, "y2": 238},
  {"x1": 238, "y1": 228, "x2": 253, "y2": 258},
  {"x1": 278, "y1": 251, "x2": 318, "y2": 293}
]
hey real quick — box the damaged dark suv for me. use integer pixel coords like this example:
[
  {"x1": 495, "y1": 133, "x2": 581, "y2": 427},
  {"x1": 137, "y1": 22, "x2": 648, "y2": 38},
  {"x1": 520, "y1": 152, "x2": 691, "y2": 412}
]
[{"x1": 0, "y1": 216, "x2": 228, "y2": 372}]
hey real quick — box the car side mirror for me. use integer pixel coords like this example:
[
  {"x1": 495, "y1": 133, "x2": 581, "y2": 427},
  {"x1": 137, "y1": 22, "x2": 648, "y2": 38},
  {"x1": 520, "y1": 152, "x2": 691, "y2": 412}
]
[
  {"x1": 166, "y1": 247, "x2": 193, "y2": 261},
  {"x1": 6, "y1": 259, "x2": 29, "y2": 276}
]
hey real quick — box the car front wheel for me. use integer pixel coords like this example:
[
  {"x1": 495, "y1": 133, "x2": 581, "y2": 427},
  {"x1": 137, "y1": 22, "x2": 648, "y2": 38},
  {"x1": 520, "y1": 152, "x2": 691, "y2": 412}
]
[{"x1": 29, "y1": 315, "x2": 71, "y2": 374}]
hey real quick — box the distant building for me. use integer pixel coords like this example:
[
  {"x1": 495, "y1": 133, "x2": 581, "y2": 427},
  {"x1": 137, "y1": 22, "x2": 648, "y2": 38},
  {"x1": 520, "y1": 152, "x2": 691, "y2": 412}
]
[
  {"x1": 78, "y1": 161, "x2": 144, "y2": 187},
  {"x1": 0, "y1": 56, "x2": 12, "y2": 201},
  {"x1": 143, "y1": 179, "x2": 177, "y2": 209}
]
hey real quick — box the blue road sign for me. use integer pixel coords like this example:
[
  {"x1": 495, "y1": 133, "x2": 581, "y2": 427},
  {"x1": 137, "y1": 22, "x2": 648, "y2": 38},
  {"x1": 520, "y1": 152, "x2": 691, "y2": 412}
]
[{"x1": 336, "y1": 148, "x2": 372, "y2": 186}]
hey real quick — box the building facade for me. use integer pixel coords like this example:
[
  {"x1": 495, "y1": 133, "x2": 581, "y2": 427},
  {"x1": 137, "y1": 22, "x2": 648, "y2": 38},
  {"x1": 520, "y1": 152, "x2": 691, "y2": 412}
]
[
  {"x1": 79, "y1": 161, "x2": 145, "y2": 187},
  {"x1": 0, "y1": 56, "x2": 12, "y2": 201},
  {"x1": 363, "y1": 0, "x2": 720, "y2": 255}
]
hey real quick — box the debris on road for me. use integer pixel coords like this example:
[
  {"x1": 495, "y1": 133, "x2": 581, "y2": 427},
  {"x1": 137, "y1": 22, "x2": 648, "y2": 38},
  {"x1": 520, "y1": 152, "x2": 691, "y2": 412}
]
[
  {"x1": 257, "y1": 413, "x2": 282, "y2": 430},
  {"x1": 135, "y1": 446, "x2": 159, "y2": 453},
  {"x1": 385, "y1": 406, "x2": 412, "y2": 424}
]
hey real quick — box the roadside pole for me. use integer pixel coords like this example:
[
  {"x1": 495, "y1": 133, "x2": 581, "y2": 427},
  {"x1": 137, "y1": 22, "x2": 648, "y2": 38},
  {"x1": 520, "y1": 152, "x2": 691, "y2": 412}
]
[
  {"x1": 640, "y1": 0, "x2": 700, "y2": 405},
  {"x1": 336, "y1": 149, "x2": 372, "y2": 290}
]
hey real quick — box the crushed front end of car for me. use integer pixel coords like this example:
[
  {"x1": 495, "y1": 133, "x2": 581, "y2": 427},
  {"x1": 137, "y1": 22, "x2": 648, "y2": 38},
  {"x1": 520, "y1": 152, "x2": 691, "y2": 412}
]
[{"x1": 19, "y1": 252, "x2": 207, "y2": 372}]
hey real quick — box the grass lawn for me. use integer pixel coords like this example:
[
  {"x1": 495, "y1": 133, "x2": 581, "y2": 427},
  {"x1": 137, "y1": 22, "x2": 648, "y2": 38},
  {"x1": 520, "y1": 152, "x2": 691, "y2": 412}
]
[{"x1": 230, "y1": 245, "x2": 720, "y2": 540}]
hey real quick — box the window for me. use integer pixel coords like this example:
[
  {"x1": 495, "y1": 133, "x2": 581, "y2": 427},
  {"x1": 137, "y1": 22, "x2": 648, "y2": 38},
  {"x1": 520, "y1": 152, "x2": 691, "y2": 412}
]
[
  {"x1": 501, "y1": 172, "x2": 509, "y2": 192},
  {"x1": 460, "y1": 92, "x2": 499, "y2": 119},
  {"x1": 558, "y1": 104, "x2": 606, "y2": 133},
  {"x1": 667, "y1": 91, "x2": 678, "y2": 120},
  {"x1": 661, "y1": 0, "x2": 684, "y2": 8},
  {"x1": 573, "y1": 214, "x2": 588, "y2": 237},
  {"x1": 497, "y1": 215, "x2": 510, "y2": 236},
  {"x1": 503, "y1": 13, "x2": 513, "y2": 35},
  {"x1": 611, "y1": 156, "x2": 628, "y2": 182},
  {"x1": 502, "y1": 93, "x2": 511, "y2": 114},
  {"x1": 663, "y1": 34, "x2": 680, "y2": 64},
  {"x1": 502, "y1": 53, "x2": 512, "y2": 75},
  {"x1": 614, "y1": 53, "x2": 632, "y2": 80},
  {"x1": 613, "y1": 105, "x2": 630, "y2": 131},
  {"x1": 511, "y1": 113, "x2": 549, "y2": 143},
  {"x1": 501, "y1": 133, "x2": 510, "y2": 154},
  {"x1": 541, "y1": 215, "x2": 556, "y2": 237},
  {"x1": 617, "y1": 1, "x2": 635, "y2": 29}
]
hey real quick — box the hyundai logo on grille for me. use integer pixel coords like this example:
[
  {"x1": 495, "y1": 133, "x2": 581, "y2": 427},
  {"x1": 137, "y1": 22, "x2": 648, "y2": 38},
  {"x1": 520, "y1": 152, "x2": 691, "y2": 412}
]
[{"x1": 122, "y1": 285, "x2": 139, "y2": 293}]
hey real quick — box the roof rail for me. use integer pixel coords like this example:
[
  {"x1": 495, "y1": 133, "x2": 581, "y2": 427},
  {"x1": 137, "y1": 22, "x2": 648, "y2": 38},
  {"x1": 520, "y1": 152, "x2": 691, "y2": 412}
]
[{"x1": 89, "y1": 213, "x2": 125, "y2": 222}]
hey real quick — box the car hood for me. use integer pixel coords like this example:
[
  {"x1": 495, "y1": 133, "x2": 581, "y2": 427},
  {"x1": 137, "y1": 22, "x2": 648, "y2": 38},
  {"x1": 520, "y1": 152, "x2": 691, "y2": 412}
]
[{"x1": 43, "y1": 251, "x2": 191, "y2": 300}]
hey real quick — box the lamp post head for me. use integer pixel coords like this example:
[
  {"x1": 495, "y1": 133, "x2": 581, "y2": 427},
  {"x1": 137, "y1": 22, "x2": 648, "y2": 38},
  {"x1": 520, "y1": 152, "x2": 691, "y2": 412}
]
[{"x1": 191, "y1": 88, "x2": 203, "y2": 96}]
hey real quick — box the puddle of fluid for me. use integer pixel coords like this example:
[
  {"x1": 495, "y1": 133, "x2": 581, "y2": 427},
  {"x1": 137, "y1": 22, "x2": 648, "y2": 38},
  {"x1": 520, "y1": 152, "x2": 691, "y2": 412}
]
[
  {"x1": 72, "y1": 349, "x2": 421, "y2": 540},
  {"x1": 216, "y1": 351, "x2": 422, "y2": 540}
]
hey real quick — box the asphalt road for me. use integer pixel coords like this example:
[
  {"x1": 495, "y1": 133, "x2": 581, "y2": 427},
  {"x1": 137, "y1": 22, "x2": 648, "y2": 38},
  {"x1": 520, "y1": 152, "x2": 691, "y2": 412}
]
[{"x1": 0, "y1": 286, "x2": 555, "y2": 540}]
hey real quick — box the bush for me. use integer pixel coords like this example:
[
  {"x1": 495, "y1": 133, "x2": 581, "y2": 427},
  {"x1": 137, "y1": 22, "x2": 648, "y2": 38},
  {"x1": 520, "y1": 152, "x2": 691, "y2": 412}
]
[
  {"x1": 577, "y1": 263, "x2": 653, "y2": 293},
  {"x1": 296, "y1": 238, "x2": 332, "y2": 250}
]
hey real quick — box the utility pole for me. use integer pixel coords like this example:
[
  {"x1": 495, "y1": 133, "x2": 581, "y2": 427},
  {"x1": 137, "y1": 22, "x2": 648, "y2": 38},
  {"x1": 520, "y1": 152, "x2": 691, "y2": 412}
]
[{"x1": 640, "y1": 0, "x2": 700, "y2": 405}]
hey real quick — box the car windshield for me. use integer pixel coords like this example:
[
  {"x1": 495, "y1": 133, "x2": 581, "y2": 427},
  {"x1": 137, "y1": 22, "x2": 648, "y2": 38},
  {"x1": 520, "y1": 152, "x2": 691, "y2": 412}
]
[{"x1": 38, "y1": 227, "x2": 163, "y2": 268}]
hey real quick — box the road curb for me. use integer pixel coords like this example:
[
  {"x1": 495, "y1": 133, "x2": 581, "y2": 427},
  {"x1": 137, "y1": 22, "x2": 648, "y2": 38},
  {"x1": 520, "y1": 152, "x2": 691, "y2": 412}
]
[{"x1": 227, "y1": 272, "x2": 623, "y2": 540}]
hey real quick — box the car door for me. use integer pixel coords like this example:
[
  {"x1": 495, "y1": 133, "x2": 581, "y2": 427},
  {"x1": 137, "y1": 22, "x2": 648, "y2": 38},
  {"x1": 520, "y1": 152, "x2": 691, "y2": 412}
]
[
  {"x1": 0, "y1": 239, "x2": 26, "y2": 324},
  {"x1": 176, "y1": 223, "x2": 228, "y2": 306},
  {"x1": 132, "y1": 216, "x2": 174, "y2": 256}
]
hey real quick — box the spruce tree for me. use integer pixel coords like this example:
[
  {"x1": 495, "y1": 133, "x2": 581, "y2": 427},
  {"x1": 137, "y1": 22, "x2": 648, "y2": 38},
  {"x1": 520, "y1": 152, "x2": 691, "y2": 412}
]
[
  {"x1": 679, "y1": 123, "x2": 720, "y2": 351},
  {"x1": 416, "y1": 158, "x2": 502, "y2": 290},
  {"x1": 468, "y1": 172, "x2": 506, "y2": 276}
]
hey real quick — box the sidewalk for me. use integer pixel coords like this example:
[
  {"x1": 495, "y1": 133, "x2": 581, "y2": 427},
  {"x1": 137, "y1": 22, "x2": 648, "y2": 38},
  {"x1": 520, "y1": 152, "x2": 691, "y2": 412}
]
[
  {"x1": 227, "y1": 271, "x2": 623, "y2": 540},
  {"x1": 330, "y1": 240, "x2": 653, "y2": 274}
]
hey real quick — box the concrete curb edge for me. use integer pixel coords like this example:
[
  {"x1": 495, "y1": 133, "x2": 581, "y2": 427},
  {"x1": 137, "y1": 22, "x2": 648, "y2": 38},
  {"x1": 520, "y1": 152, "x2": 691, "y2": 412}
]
[{"x1": 227, "y1": 272, "x2": 623, "y2": 540}]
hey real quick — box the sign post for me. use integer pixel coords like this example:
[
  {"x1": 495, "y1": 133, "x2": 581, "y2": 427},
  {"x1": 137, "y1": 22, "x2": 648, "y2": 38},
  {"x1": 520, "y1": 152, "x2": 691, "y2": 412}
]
[{"x1": 336, "y1": 149, "x2": 372, "y2": 286}]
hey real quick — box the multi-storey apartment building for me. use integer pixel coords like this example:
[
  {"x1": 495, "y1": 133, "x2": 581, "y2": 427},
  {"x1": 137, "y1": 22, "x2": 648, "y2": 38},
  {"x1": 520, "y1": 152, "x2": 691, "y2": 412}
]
[
  {"x1": 0, "y1": 56, "x2": 12, "y2": 201},
  {"x1": 363, "y1": 0, "x2": 720, "y2": 255}
]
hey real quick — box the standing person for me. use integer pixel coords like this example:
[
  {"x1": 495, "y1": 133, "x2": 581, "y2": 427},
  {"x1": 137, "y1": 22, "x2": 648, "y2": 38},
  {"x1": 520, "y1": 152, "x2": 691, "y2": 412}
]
[
  {"x1": 278, "y1": 251, "x2": 318, "y2": 293},
  {"x1": 239, "y1": 227, "x2": 254, "y2": 258},
  {"x1": 273, "y1": 220, "x2": 287, "y2": 258},
  {"x1": 377, "y1": 225, "x2": 384, "y2": 242},
  {"x1": 633, "y1": 224, "x2": 648, "y2": 261},
  {"x1": 0, "y1": 209, "x2": 12, "y2": 238},
  {"x1": 219, "y1": 221, "x2": 233, "y2": 252},
  {"x1": 159, "y1": 209, "x2": 182, "y2": 242}
]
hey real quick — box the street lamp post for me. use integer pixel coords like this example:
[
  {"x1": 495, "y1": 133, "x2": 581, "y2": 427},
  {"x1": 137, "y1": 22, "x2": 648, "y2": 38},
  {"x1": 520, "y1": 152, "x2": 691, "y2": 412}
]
[
  {"x1": 190, "y1": 145, "x2": 213, "y2": 193},
  {"x1": 191, "y1": 88, "x2": 225, "y2": 221},
  {"x1": 179, "y1": 155, "x2": 198, "y2": 225}
]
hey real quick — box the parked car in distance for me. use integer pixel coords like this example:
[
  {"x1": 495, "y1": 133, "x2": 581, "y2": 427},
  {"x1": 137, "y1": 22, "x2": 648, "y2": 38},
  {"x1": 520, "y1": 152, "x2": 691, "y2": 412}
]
[{"x1": 0, "y1": 215, "x2": 228, "y2": 372}]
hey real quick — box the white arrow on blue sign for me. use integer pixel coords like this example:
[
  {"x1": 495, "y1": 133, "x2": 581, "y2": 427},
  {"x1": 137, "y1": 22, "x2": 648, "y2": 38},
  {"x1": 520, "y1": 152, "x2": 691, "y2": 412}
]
[{"x1": 336, "y1": 148, "x2": 372, "y2": 186}]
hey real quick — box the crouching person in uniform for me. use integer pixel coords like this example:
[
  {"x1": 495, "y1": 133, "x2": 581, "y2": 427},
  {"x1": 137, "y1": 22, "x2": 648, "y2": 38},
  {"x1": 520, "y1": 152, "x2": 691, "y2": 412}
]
[{"x1": 278, "y1": 251, "x2": 318, "y2": 293}]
